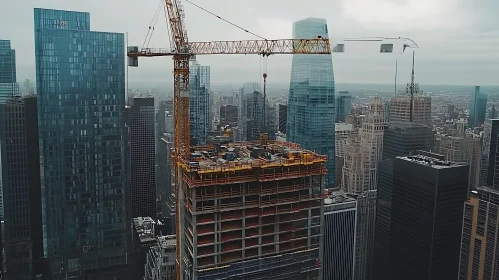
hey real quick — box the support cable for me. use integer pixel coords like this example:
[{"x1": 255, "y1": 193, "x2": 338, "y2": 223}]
[
  {"x1": 184, "y1": 0, "x2": 267, "y2": 40},
  {"x1": 146, "y1": 7, "x2": 162, "y2": 48},
  {"x1": 142, "y1": 0, "x2": 163, "y2": 49}
]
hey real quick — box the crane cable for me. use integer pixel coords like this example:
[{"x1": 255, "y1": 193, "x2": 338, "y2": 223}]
[
  {"x1": 183, "y1": 0, "x2": 267, "y2": 40},
  {"x1": 142, "y1": 0, "x2": 163, "y2": 49}
]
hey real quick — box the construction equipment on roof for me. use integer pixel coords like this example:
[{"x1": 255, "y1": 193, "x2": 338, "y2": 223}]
[{"x1": 127, "y1": 1, "x2": 330, "y2": 279}]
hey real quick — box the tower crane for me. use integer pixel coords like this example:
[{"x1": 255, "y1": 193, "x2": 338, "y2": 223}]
[{"x1": 127, "y1": 0, "x2": 330, "y2": 278}]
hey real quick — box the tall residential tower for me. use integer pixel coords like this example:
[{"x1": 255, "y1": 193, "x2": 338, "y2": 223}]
[
  {"x1": 468, "y1": 86, "x2": 487, "y2": 128},
  {"x1": 287, "y1": 17, "x2": 335, "y2": 186},
  {"x1": 190, "y1": 61, "x2": 210, "y2": 145},
  {"x1": 35, "y1": 8, "x2": 130, "y2": 279},
  {"x1": 0, "y1": 40, "x2": 19, "y2": 103},
  {"x1": 127, "y1": 96, "x2": 156, "y2": 219}
]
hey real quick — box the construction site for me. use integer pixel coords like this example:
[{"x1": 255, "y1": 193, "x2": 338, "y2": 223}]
[{"x1": 176, "y1": 139, "x2": 326, "y2": 280}]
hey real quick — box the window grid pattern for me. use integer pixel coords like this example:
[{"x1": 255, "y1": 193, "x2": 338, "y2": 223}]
[
  {"x1": 0, "y1": 101, "x2": 33, "y2": 278},
  {"x1": 128, "y1": 97, "x2": 156, "y2": 218},
  {"x1": 35, "y1": 8, "x2": 129, "y2": 279},
  {"x1": 287, "y1": 18, "x2": 335, "y2": 186},
  {"x1": 189, "y1": 62, "x2": 210, "y2": 145}
]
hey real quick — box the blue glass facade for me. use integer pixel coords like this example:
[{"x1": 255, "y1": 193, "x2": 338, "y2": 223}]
[
  {"x1": 287, "y1": 18, "x2": 335, "y2": 186},
  {"x1": 0, "y1": 40, "x2": 16, "y2": 83},
  {"x1": 34, "y1": 8, "x2": 130, "y2": 279},
  {"x1": 468, "y1": 86, "x2": 487, "y2": 128},
  {"x1": 0, "y1": 40, "x2": 18, "y2": 103},
  {"x1": 336, "y1": 91, "x2": 352, "y2": 123},
  {"x1": 190, "y1": 61, "x2": 210, "y2": 145}
]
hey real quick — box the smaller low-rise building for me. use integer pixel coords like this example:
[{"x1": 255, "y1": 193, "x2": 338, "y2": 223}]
[{"x1": 144, "y1": 235, "x2": 176, "y2": 280}]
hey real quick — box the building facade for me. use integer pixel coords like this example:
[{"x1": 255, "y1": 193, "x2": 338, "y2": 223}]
[
  {"x1": 387, "y1": 154, "x2": 469, "y2": 280},
  {"x1": 179, "y1": 142, "x2": 324, "y2": 280},
  {"x1": 128, "y1": 97, "x2": 156, "y2": 219},
  {"x1": 336, "y1": 91, "x2": 352, "y2": 123},
  {"x1": 0, "y1": 40, "x2": 16, "y2": 84},
  {"x1": 468, "y1": 86, "x2": 487, "y2": 128},
  {"x1": 335, "y1": 123, "x2": 353, "y2": 158},
  {"x1": 278, "y1": 104, "x2": 287, "y2": 134},
  {"x1": 435, "y1": 132, "x2": 482, "y2": 190},
  {"x1": 323, "y1": 192, "x2": 357, "y2": 280},
  {"x1": 243, "y1": 90, "x2": 277, "y2": 141},
  {"x1": 35, "y1": 8, "x2": 130, "y2": 279},
  {"x1": 144, "y1": 235, "x2": 176, "y2": 280},
  {"x1": 0, "y1": 97, "x2": 44, "y2": 279},
  {"x1": 190, "y1": 61, "x2": 210, "y2": 145},
  {"x1": 353, "y1": 190, "x2": 377, "y2": 280},
  {"x1": 373, "y1": 122, "x2": 434, "y2": 280},
  {"x1": 158, "y1": 133, "x2": 174, "y2": 234},
  {"x1": 459, "y1": 187, "x2": 499, "y2": 279},
  {"x1": 0, "y1": 40, "x2": 19, "y2": 104},
  {"x1": 342, "y1": 97, "x2": 386, "y2": 193},
  {"x1": 486, "y1": 119, "x2": 499, "y2": 189},
  {"x1": 389, "y1": 95, "x2": 432, "y2": 127},
  {"x1": 287, "y1": 17, "x2": 335, "y2": 187}
]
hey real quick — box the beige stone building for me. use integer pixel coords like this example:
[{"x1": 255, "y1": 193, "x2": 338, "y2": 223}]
[
  {"x1": 342, "y1": 97, "x2": 387, "y2": 193},
  {"x1": 389, "y1": 95, "x2": 432, "y2": 127}
]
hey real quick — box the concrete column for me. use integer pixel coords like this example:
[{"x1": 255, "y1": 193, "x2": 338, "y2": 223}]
[{"x1": 241, "y1": 183, "x2": 246, "y2": 258}]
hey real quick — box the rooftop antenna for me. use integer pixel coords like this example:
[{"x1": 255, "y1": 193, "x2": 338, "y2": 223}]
[{"x1": 409, "y1": 50, "x2": 415, "y2": 122}]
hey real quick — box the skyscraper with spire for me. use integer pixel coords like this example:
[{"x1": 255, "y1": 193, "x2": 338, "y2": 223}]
[{"x1": 389, "y1": 52, "x2": 431, "y2": 127}]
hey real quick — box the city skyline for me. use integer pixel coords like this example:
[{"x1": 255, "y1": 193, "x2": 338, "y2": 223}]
[{"x1": 0, "y1": 0, "x2": 498, "y2": 87}]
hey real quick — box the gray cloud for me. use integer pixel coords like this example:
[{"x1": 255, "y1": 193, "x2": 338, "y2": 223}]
[{"x1": 1, "y1": 0, "x2": 498, "y2": 88}]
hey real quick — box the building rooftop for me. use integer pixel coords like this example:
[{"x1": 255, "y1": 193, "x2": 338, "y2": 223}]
[
  {"x1": 398, "y1": 154, "x2": 466, "y2": 169},
  {"x1": 180, "y1": 141, "x2": 326, "y2": 173},
  {"x1": 388, "y1": 121, "x2": 431, "y2": 129},
  {"x1": 325, "y1": 191, "x2": 357, "y2": 205},
  {"x1": 157, "y1": 235, "x2": 176, "y2": 249},
  {"x1": 133, "y1": 216, "x2": 156, "y2": 243},
  {"x1": 335, "y1": 123, "x2": 353, "y2": 131}
]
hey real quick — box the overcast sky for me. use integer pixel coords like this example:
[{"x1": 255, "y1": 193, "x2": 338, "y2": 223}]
[{"x1": 1, "y1": 0, "x2": 498, "y2": 87}]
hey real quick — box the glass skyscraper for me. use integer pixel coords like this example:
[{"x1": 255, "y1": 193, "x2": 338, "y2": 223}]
[
  {"x1": 336, "y1": 91, "x2": 352, "y2": 123},
  {"x1": 189, "y1": 61, "x2": 210, "y2": 145},
  {"x1": 287, "y1": 17, "x2": 335, "y2": 186},
  {"x1": 0, "y1": 40, "x2": 19, "y2": 103},
  {"x1": 468, "y1": 86, "x2": 487, "y2": 128},
  {"x1": 34, "y1": 8, "x2": 130, "y2": 279}
]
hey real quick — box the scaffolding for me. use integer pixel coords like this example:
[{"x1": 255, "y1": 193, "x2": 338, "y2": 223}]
[{"x1": 180, "y1": 141, "x2": 326, "y2": 279}]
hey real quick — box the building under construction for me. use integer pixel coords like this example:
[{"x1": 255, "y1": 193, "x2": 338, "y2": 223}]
[{"x1": 177, "y1": 140, "x2": 326, "y2": 280}]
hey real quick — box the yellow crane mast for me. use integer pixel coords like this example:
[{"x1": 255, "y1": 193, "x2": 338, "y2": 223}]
[{"x1": 127, "y1": 0, "x2": 331, "y2": 279}]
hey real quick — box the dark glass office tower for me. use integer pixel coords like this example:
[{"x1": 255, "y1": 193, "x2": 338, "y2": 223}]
[
  {"x1": 278, "y1": 104, "x2": 287, "y2": 134},
  {"x1": 373, "y1": 122, "x2": 434, "y2": 280},
  {"x1": 487, "y1": 119, "x2": 499, "y2": 188},
  {"x1": 0, "y1": 96, "x2": 44, "y2": 279},
  {"x1": 127, "y1": 97, "x2": 156, "y2": 218},
  {"x1": 34, "y1": 8, "x2": 130, "y2": 279},
  {"x1": 388, "y1": 154, "x2": 468, "y2": 280}
]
